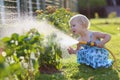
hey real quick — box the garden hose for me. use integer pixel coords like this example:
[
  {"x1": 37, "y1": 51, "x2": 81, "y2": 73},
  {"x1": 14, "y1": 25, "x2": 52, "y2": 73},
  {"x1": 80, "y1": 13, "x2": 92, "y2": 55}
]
[{"x1": 78, "y1": 41, "x2": 117, "y2": 67}]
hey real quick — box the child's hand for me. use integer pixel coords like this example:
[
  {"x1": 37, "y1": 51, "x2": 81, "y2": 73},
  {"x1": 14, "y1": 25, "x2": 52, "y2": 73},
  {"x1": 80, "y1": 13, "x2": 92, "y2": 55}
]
[
  {"x1": 96, "y1": 42, "x2": 105, "y2": 48},
  {"x1": 67, "y1": 47, "x2": 75, "y2": 54}
]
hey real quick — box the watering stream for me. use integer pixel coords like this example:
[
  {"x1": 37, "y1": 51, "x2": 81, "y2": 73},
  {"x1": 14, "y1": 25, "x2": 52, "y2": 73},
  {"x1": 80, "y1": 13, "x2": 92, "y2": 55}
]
[{"x1": 0, "y1": 18, "x2": 78, "y2": 57}]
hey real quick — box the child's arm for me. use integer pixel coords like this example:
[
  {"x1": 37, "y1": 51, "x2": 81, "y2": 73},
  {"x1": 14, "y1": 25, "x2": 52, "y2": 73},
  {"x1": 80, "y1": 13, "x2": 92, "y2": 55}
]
[{"x1": 93, "y1": 32, "x2": 111, "y2": 48}]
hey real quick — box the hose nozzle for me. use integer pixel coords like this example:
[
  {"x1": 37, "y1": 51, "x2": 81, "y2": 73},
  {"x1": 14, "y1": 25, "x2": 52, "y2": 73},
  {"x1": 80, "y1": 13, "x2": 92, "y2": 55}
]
[{"x1": 79, "y1": 41, "x2": 96, "y2": 46}]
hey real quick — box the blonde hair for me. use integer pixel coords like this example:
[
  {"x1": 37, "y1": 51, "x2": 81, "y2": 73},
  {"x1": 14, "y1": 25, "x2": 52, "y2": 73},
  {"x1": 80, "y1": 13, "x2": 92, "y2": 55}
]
[{"x1": 69, "y1": 14, "x2": 90, "y2": 29}]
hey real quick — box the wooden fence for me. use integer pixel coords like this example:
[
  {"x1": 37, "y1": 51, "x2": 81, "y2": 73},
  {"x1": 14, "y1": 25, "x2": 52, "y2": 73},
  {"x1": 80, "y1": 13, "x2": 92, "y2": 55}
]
[{"x1": 0, "y1": 0, "x2": 78, "y2": 24}]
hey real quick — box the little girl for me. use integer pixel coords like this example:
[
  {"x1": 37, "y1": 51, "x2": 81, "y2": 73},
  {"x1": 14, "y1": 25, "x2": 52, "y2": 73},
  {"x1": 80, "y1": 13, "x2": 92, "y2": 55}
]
[{"x1": 67, "y1": 14, "x2": 113, "y2": 68}]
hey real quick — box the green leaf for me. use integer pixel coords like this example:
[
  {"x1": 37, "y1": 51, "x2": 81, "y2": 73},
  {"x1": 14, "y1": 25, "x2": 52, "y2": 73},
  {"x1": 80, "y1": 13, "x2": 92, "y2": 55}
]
[
  {"x1": 11, "y1": 33, "x2": 19, "y2": 40},
  {"x1": 2, "y1": 37, "x2": 11, "y2": 42}
]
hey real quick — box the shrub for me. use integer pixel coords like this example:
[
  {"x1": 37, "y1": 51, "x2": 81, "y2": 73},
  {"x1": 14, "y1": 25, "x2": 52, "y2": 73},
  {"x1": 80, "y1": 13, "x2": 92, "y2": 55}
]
[
  {"x1": 0, "y1": 28, "x2": 63, "y2": 79},
  {"x1": 108, "y1": 12, "x2": 117, "y2": 18},
  {"x1": 1, "y1": 28, "x2": 44, "y2": 79},
  {"x1": 38, "y1": 33, "x2": 63, "y2": 74},
  {"x1": 78, "y1": 0, "x2": 107, "y2": 8},
  {"x1": 36, "y1": 6, "x2": 74, "y2": 33}
]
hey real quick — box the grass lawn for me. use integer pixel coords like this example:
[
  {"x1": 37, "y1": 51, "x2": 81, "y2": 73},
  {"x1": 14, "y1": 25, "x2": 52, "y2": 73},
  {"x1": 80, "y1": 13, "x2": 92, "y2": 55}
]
[{"x1": 35, "y1": 18, "x2": 120, "y2": 80}]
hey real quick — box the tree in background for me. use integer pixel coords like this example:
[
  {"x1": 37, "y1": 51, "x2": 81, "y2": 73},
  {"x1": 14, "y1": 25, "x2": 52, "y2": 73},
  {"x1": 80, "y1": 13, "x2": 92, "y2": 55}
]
[{"x1": 78, "y1": 0, "x2": 107, "y2": 18}]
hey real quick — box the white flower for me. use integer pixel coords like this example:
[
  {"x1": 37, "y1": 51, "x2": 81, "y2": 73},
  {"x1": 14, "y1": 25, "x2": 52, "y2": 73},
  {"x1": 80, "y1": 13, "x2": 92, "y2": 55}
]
[
  {"x1": 2, "y1": 51, "x2": 6, "y2": 57},
  {"x1": 11, "y1": 40, "x2": 14, "y2": 43},
  {"x1": 15, "y1": 40, "x2": 18, "y2": 45}
]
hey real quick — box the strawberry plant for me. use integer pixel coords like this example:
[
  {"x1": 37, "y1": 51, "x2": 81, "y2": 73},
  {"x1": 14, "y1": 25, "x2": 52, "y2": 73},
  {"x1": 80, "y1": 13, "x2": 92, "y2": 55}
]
[
  {"x1": 38, "y1": 33, "x2": 63, "y2": 74},
  {"x1": 0, "y1": 28, "x2": 63, "y2": 79},
  {"x1": 1, "y1": 28, "x2": 44, "y2": 80}
]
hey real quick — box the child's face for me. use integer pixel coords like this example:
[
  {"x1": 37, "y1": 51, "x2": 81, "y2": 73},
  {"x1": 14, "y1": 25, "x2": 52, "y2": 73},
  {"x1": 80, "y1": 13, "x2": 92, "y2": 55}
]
[{"x1": 70, "y1": 19, "x2": 83, "y2": 35}]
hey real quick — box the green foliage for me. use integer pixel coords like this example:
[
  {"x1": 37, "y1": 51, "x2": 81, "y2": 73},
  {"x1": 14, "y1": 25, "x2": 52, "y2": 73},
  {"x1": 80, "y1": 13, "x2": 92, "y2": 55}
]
[
  {"x1": 36, "y1": 6, "x2": 74, "y2": 33},
  {"x1": 38, "y1": 33, "x2": 63, "y2": 70},
  {"x1": 1, "y1": 28, "x2": 44, "y2": 80},
  {"x1": 0, "y1": 28, "x2": 63, "y2": 79},
  {"x1": 78, "y1": 0, "x2": 107, "y2": 8},
  {"x1": 108, "y1": 12, "x2": 117, "y2": 18},
  {"x1": 47, "y1": 8, "x2": 73, "y2": 33},
  {"x1": 2, "y1": 29, "x2": 44, "y2": 57}
]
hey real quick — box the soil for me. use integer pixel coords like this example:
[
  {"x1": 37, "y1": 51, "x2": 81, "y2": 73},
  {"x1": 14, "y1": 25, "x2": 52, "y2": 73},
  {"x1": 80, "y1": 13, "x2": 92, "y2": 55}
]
[{"x1": 39, "y1": 64, "x2": 61, "y2": 74}]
